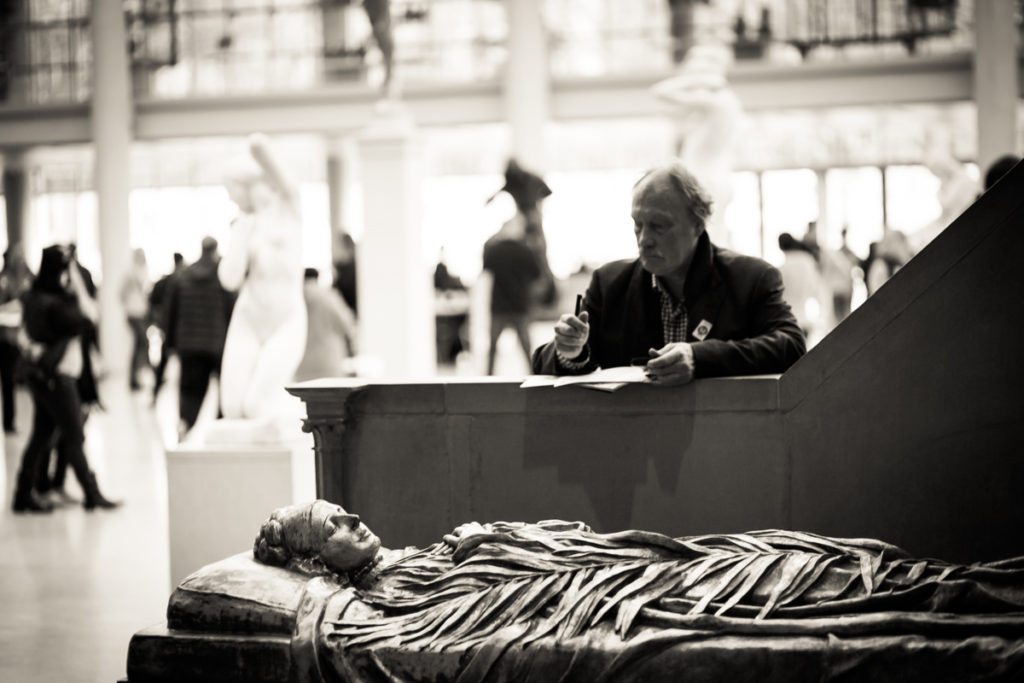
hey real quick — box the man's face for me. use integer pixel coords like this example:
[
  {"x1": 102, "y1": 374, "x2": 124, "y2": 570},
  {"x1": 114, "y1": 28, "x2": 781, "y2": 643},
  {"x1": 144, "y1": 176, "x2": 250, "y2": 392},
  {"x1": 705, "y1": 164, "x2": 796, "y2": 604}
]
[{"x1": 632, "y1": 172, "x2": 703, "y2": 277}]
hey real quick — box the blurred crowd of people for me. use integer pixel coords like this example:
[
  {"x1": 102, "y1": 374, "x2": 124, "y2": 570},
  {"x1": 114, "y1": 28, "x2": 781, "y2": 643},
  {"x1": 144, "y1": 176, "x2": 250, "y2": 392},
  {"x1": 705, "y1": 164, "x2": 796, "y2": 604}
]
[
  {"x1": 776, "y1": 152, "x2": 1020, "y2": 346},
  {"x1": 3, "y1": 145, "x2": 1018, "y2": 511},
  {"x1": 3, "y1": 228, "x2": 360, "y2": 513}
]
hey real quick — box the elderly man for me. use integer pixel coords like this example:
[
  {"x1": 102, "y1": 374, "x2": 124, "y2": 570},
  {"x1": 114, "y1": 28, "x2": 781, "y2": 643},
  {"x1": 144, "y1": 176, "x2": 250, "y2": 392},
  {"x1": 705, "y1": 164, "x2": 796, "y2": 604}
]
[{"x1": 532, "y1": 163, "x2": 805, "y2": 384}]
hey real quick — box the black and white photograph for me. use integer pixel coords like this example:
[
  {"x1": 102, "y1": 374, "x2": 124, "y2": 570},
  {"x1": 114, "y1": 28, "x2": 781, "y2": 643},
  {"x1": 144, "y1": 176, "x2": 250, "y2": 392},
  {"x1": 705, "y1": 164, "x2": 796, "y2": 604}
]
[{"x1": 0, "y1": 0, "x2": 1021, "y2": 681}]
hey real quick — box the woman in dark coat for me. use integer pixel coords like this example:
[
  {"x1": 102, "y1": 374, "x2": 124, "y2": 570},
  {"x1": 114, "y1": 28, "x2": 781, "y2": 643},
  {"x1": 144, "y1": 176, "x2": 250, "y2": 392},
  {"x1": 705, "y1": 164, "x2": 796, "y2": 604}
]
[{"x1": 11, "y1": 245, "x2": 118, "y2": 513}]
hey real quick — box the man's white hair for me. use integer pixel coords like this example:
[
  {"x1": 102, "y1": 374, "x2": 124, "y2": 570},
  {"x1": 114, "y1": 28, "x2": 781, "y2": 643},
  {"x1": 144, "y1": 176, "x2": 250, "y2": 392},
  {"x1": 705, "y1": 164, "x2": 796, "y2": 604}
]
[{"x1": 635, "y1": 162, "x2": 714, "y2": 230}]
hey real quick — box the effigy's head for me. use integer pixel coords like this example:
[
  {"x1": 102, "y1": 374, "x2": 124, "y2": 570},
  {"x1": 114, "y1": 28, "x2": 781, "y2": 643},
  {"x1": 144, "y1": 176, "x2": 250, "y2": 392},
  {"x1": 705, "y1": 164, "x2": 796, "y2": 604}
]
[{"x1": 253, "y1": 500, "x2": 381, "y2": 576}]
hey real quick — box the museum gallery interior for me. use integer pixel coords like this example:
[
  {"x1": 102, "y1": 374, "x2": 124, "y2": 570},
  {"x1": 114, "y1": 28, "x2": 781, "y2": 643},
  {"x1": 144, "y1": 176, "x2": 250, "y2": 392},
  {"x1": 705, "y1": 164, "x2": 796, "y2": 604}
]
[{"x1": 0, "y1": 1, "x2": 1022, "y2": 681}]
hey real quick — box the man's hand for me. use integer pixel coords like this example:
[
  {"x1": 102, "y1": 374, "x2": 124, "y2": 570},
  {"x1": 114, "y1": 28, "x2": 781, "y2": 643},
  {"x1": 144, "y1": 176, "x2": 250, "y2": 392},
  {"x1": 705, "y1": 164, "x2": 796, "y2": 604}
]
[
  {"x1": 644, "y1": 342, "x2": 695, "y2": 385},
  {"x1": 554, "y1": 311, "x2": 589, "y2": 360},
  {"x1": 443, "y1": 521, "x2": 488, "y2": 548}
]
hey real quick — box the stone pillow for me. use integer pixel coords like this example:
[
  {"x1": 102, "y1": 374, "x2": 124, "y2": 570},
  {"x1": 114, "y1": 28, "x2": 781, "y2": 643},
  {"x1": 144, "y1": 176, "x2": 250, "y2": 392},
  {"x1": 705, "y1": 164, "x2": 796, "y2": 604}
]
[{"x1": 167, "y1": 552, "x2": 310, "y2": 635}]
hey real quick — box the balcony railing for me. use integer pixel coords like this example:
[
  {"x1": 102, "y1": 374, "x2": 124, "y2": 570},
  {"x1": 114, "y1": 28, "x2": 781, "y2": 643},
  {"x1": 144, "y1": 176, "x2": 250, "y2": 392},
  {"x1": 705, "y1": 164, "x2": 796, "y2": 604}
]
[
  {"x1": 125, "y1": 0, "x2": 506, "y2": 99},
  {"x1": 0, "y1": 0, "x2": 1005, "y2": 106},
  {"x1": 546, "y1": 0, "x2": 978, "y2": 79}
]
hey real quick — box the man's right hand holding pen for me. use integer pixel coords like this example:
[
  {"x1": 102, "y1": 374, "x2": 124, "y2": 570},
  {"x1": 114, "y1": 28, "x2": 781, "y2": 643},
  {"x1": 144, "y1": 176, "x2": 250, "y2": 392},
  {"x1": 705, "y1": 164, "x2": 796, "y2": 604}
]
[{"x1": 554, "y1": 294, "x2": 589, "y2": 360}]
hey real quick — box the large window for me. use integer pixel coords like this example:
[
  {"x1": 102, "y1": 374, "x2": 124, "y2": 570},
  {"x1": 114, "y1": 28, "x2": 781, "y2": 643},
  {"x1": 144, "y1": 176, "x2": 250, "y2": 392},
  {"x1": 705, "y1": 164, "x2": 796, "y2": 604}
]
[
  {"x1": 723, "y1": 171, "x2": 762, "y2": 259},
  {"x1": 823, "y1": 167, "x2": 884, "y2": 259},
  {"x1": 760, "y1": 168, "x2": 818, "y2": 265},
  {"x1": 885, "y1": 164, "x2": 944, "y2": 236},
  {"x1": 0, "y1": 0, "x2": 91, "y2": 105}
]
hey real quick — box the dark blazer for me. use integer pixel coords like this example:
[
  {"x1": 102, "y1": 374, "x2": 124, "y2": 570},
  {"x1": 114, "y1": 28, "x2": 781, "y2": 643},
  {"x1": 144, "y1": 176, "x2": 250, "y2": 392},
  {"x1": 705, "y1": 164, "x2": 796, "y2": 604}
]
[{"x1": 532, "y1": 232, "x2": 806, "y2": 378}]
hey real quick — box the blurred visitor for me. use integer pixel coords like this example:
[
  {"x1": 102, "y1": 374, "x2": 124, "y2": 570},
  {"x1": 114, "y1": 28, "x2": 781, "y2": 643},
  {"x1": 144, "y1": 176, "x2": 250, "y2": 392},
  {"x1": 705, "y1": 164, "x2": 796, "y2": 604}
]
[
  {"x1": 68, "y1": 244, "x2": 102, "y2": 387},
  {"x1": 13, "y1": 245, "x2": 118, "y2": 513},
  {"x1": 818, "y1": 227, "x2": 856, "y2": 323},
  {"x1": 165, "y1": 237, "x2": 234, "y2": 436},
  {"x1": 334, "y1": 231, "x2": 358, "y2": 316},
  {"x1": 863, "y1": 230, "x2": 913, "y2": 296},
  {"x1": 482, "y1": 215, "x2": 542, "y2": 376},
  {"x1": 295, "y1": 269, "x2": 358, "y2": 382},
  {"x1": 434, "y1": 249, "x2": 468, "y2": 366},
  {"x1": 149, "y1": 252, "x2": 185, "y2": 404},
  {"x1": 778, "y1": 232, "x2": 828, "y2": 342},
  {"x1": 0, "y1": 248, "x2": 32, "y2": 433},
  {"x1": 433, "y1": 248, "x2": 464, "y2": 292},
  {"x1": 983, "y1": 154, "x2": 1020, "y2": 191},
  {"x1": 35, "y1": 243, "x2": 103, "y2": 503},
  {"x1": 533, "y1": 162, "x2": 805, "y2": 383},
  {"x1": 121, "y1": 248, "x2": 152, "y2": 391}
]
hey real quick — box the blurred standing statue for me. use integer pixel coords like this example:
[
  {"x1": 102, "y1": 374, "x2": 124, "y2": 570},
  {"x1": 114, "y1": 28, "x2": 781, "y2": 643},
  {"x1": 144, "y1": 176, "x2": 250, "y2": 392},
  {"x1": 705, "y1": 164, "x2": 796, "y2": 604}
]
[
  {"x1": 487, "y1": 159, "x2": 557, "y2": 308},
  {"x1": 363, "y1": 0, "x2": 396, "y2": 98},
  {"x1": 910, "y1": 128, "x2": 980, "y2": 253},
  {"x1": 218, "y1": 135, "x2": 307, "y2": 427},
  {"x1": 653, "y1": 5, "x2": 743, "y2": 248}
]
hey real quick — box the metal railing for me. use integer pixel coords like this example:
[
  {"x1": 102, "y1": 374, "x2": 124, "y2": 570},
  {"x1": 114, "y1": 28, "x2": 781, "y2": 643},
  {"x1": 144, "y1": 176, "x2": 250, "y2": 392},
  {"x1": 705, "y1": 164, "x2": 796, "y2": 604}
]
[
  {"x1": 125, "y1": 0, "x2": 506, "y2": 98},
  {"x1": 1, "y1": 0, "x2": 1014, "y2": 105},
  {"x1": 546, "y1": 0, "x2": 980, "y2": 79}
]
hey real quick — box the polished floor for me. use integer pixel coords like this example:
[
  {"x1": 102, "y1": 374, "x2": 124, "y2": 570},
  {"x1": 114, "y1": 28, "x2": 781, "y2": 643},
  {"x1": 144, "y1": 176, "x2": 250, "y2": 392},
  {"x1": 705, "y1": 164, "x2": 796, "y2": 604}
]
[{"x1": 0, "y1": 382, "x2": 175, "y2": 683}]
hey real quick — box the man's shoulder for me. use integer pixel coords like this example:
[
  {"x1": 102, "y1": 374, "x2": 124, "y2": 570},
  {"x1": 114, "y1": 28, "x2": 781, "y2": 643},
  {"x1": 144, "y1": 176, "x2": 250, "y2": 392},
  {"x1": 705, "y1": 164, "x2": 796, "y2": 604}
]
[{"x1": 593, "y1": 258, "x2": 641, "y2": 283}]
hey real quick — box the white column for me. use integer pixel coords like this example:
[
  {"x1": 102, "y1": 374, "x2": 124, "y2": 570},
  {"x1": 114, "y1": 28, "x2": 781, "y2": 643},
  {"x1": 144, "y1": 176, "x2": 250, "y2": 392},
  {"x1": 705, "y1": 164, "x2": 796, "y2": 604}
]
[
  {"x1": 974, "y1": 0, "x2": 1019, "y2": 173},
  {"x1": 504, "y1": 0, "x2": 549, "y2": 170},
  {"x1": 326, "y1": 141, "x2": 345, "y2": 239},
  {"x1": 815, "y1": 168, "x2": 827, "y2": 243},
  {"x1": 355, "y1": 117, "x2": 435, "y2": 378},
  {"x1": 91, "y1": 0, "x2": 133, "y2": 380},
  {"x1": 2, "y1": 147, "x2": 29, "y2": 252}
]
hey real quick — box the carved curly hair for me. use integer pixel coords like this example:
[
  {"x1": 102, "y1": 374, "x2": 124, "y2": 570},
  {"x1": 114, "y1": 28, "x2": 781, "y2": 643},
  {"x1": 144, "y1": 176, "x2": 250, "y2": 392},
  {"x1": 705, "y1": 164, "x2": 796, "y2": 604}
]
[{"x1": 253, "y1": 502, "x2": 333, "y2": 577}]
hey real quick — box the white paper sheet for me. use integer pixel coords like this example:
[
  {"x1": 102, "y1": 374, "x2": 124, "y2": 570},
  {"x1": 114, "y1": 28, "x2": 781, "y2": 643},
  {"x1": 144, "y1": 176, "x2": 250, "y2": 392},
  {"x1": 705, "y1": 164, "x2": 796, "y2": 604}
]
[
  {"x1": 520, "y1": 367, "x2": 649, "y2": 391},
  {"x1": 519, "y1": 375, "x2": 559, "y2": 388},
  {"x1": 552, "y1": 366, "x2": 647, "y2": 387}
]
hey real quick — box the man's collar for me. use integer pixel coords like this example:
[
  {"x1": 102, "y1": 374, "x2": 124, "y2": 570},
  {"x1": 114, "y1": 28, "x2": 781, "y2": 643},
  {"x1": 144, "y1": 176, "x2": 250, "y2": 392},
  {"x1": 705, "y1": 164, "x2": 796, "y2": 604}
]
[
  {"x1": 650, "y1": 272, "x2": 679, "y2": 301},
  {"x1": 685, "y1": 231, "x2": 715, "y2": 293}
]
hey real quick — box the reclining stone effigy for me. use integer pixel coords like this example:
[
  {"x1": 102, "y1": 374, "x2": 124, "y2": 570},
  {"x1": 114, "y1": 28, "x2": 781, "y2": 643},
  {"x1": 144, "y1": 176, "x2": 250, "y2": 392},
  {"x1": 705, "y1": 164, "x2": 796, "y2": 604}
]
[{"x1": 127, "y1": 500, "x2": 1024, "y2": 682}]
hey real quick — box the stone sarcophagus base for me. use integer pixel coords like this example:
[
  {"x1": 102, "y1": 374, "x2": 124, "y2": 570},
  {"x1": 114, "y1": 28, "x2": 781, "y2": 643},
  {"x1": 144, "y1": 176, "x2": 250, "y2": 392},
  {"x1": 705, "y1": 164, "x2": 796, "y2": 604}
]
[{"x1": 125, "y1": 553, "x2": 1024, "y2": 682}]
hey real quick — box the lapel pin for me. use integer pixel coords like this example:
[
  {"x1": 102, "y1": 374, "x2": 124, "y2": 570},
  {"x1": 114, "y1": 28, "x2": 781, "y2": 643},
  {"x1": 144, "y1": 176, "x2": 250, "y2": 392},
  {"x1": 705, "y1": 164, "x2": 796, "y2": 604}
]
[{"x1": 693, "y1": 320, "x2": 712, "y2": 341}]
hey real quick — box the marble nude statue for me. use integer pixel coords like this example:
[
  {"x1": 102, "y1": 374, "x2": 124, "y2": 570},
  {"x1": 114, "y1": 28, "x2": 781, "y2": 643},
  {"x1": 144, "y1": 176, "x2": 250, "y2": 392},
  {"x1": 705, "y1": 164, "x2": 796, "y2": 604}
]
[
  {"x1": 218, "y1": 134, "x2": 307, "y2": 424},
  {"x1": 652, "y1": 41, "x2": 743, "y2": 249},
  {"x1": 238, "y1": 500, "x2": 1024, "y2": 682}
]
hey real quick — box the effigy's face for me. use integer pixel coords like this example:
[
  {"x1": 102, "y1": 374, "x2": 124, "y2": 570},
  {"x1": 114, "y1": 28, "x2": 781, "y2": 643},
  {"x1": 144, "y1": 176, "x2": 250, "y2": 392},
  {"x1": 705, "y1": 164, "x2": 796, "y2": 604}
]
[
  {"x1": 312, "y1": 501, "x2": 381, "y2": 573},
  {"x1": 632, "y1": 173, "x2": 702, "y2": 276}
]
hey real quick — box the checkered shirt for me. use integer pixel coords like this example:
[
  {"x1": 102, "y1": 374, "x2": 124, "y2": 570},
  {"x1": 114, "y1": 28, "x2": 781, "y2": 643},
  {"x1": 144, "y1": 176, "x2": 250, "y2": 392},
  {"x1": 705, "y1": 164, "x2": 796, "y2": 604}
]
[{"x1": 652, "y1": 274, "x2": 687, "y2": 344}]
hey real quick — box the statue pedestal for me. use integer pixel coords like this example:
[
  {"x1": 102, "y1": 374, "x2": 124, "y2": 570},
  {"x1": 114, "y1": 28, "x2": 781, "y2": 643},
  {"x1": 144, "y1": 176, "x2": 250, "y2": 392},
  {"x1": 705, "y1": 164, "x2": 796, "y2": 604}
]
[{"x1": 166, "y1": 428, "x2": 315, "y2": 588}]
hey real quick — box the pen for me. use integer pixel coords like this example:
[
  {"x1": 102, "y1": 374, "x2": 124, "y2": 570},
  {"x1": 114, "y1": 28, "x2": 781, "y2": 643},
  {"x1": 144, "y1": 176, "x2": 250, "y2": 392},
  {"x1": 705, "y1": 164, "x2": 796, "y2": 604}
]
[
  {"x1": 630, "y1": 356, "x2": 650, "y2": 367},
  {"x1": 575, "y1": 294, "x2": 583, "y2": 317}
]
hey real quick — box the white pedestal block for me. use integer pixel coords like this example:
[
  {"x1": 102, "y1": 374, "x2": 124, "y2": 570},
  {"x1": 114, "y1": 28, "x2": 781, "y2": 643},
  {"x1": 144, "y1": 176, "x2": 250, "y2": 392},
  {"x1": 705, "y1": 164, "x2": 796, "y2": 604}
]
[{"x1": 166, "y1": 433, "x2": 315, "y2": 588}]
